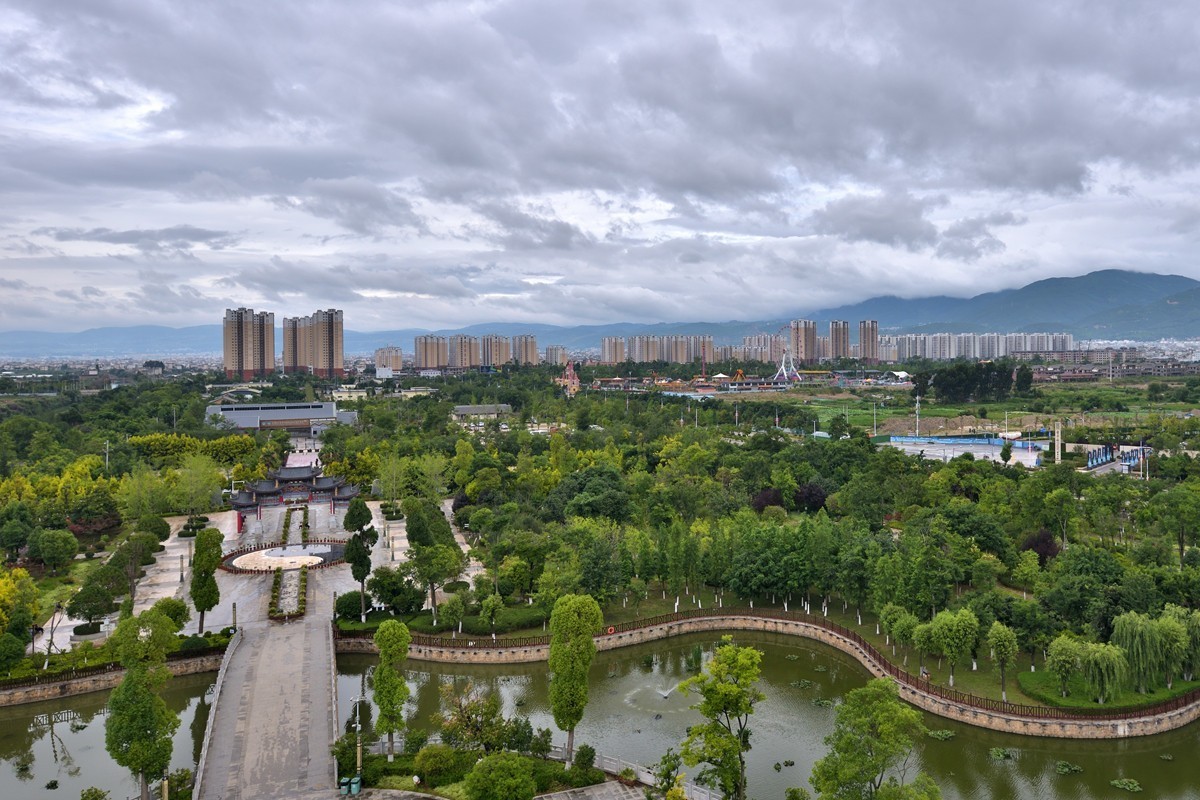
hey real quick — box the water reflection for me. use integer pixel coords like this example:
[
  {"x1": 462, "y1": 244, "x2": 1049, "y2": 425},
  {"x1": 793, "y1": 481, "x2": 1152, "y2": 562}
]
[
  {"x1": 0, "y1": 673, "x2": 213, "y2": 799},
  {"x1": 339, "y1": 632, "x2": 1200, "y2": 800}
]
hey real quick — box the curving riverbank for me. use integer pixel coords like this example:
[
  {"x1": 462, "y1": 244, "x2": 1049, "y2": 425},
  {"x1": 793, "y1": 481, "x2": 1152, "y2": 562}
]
[
  {"x1": 334, "y1": 608, "x2": 1200, "y2": 739},
  {"x1": 0, "y1": 647, "x2": 227, "y2": 707}
]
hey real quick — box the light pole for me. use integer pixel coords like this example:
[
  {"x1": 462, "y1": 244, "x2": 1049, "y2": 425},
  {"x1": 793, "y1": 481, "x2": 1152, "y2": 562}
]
[{"x1": 353, "y1": 692, "x2": 367, "y2": 780}]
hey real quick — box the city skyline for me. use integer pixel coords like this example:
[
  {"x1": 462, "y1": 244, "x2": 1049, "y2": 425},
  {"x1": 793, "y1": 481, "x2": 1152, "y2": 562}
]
[{"x1": 5, "y1": 3, "x2": 1200, "y2": 333}]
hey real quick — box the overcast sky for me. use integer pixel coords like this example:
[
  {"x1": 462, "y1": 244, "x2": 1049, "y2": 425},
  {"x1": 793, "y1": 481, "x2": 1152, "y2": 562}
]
[{"x1": 3, "y1": 1, "x2": 1200, "y2": 332}]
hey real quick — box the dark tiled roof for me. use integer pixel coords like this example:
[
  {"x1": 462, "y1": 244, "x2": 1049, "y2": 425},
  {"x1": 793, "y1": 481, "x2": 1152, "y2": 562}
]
[{"x1": 272, "y1": 465, "x2": 318, "y2": 480}]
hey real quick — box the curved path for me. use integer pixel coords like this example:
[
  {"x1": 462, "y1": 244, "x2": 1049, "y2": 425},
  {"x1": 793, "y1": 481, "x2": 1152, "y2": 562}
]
[{"x1": 335, "y1": 608, "x2": 1200, "y2": 740}]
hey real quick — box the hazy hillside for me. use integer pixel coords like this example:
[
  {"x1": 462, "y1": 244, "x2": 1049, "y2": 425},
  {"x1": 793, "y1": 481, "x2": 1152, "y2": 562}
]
[{"x1": 3, "y1": 270, "x2": 1199, "y2": 358}]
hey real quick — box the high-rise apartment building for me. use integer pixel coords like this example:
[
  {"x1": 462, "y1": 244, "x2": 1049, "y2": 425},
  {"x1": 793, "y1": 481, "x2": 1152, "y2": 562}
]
[
  {"x1": 600, "y1": 337, "x2": 625, "y2": 364},
  {"x1": 858, "y1": 320, "x2": 879, "y2": 364},
  {"x1": 413, "y1": 336, "x2": 449, "y2": 369},
  {"x1": 829, "y1": 321, "x2": 850, "y2": 360},
  {"x1": 448, "y1": 335, "x2": 481, "y2": 369},
  {"x1": 742, "y1": 334, "x2": 785, "y2": 363},
  {"x1": 481, "y1": 335, "x2": 512, "y2": 367},
  {"x1": 789, "y1": 320, "x2": 818, "y2": 363},
  {"x1": 512, "y1": 335, "x2": 539, "y2": 365},
  {"x1": 627, "y1": 335, "x2": 660, "y2": 363},
  {"x1": 222, "y1": 308, "x2": 275, "y2": 379},
  {"x1": 374, "y1": 346, "x2": 403, "y2": 378},
  {"x1": 544, "y1": 345, "x2": 569, "y2": 366},
  {"x1": 282, "y1": 309, "x2": 344, "y2": 377}
]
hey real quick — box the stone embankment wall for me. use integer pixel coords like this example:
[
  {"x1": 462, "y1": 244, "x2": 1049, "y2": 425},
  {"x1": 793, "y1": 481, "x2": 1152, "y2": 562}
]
[
  {"x1": 0, "y1": 653, "x2": 224, "y2": 707},
  {"x1": 335, "y1": 616, "x2": 1200, "y2": 739}
]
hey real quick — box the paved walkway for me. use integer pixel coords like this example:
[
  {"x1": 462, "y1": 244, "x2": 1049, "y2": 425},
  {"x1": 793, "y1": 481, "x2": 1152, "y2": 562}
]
[
  {"x1": 536, "y1": 783, "x2": 645, "y2": 800},
  {"x1": 197, "y1": 569, "x2": 338, "y2": 799}
]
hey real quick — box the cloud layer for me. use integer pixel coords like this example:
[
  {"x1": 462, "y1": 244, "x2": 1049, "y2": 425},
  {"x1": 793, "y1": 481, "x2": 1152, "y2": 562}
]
[{"x1": 3, "y1": 0, "x2": 1200, "y2": 333}]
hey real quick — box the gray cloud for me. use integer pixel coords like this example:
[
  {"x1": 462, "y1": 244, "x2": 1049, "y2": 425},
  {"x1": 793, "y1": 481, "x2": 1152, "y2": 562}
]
[
  {"x1": 3, "y1": 0, "x2": 1200, "y2": 332},
  {"x1": 34, "y1": 225, "x2": 239, "y2": 255},
  {"x1": 811, "y1": 192, "x2": 943, "y2": 251}
]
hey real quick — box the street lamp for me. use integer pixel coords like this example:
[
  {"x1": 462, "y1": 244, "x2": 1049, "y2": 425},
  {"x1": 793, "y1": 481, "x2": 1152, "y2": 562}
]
[{"x1": 353, "y1": 692, "x2": 367, "y2": 780}]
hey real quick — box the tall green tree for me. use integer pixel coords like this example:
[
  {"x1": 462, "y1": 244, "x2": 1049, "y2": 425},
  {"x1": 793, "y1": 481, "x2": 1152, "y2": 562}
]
[
  {"x1": 1111, "y1": 611, "x2": 1162, "y2": 693},
  {"x1": 1081, "y1": 642, "x2": 1127, "y2": 705},
  {"x1": 1148, "y1": 485, "x2": 1200, "y2": 567},
  {"x1": 39, "y1": 529, "x2": 78, "y2": 575},
  {"x1": 408, "y1": 544, "x2": 464, "y2": 626},
  {"x1": 548, "y1": 593, "x2": 603, "y2": 763},
  {"x1": 105, "y1": 609, "x2": 181, "y2": 800},
  {"x1": 190, "y1": 528, "x2": 222, "y2": 634},
  {"x1": 680, "y1": 635, "x2": 765, "y2": 800},
  {"x1": 373, "y1": 620, "x2": 412, "y2": 760},
  {"x1": 175, "y1": 453, "x2": 222, "y2": 518},
  {"x1": 809, "y1": 678, "x2": 937, "y2": 800},
  {"x1": 1046, "y1": 635, "x2": 1081, "y2": 698},
  {"x1": 931, "y1": 609, "x2": 978, "y2": 688},
  {"x1": 343, "y1": 497, "x2": 372, "y2": 534},
  {"x1": 986, "y1": 622, "x2": 1019, "y2": 702},
  {"x1": 345, "y1": 533, "x2": 373, "y2": 623}
]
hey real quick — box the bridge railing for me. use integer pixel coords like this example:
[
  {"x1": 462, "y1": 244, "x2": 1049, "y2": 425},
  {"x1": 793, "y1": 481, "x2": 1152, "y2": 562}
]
[{"x1": 192, "y1": 628, "x2": 243, "y2": 800}]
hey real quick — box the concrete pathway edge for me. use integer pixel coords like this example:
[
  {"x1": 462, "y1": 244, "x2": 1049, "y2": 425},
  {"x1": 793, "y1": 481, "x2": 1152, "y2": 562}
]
[{"x1": 192, "y1": 627, "x2": 244, "y2": 800}]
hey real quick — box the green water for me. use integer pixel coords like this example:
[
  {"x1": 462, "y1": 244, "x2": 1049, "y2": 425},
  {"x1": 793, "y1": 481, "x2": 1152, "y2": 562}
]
[
  {"x1": 0, "y1": 673, "x2": 213, "y2": 799},
  {"x1": 338, "y1": 632, "x2": 1200, "y2": 800}
]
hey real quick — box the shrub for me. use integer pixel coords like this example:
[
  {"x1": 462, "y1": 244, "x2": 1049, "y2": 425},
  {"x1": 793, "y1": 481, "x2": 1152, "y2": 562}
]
[
  {"x1": 573, "y1": 744, "x2": 596, "y2": 770},
  {"x1": 464, "y1": 752, "x2": 537, "y2": 800},
  {"x1": 413, "y1": 743, "x2": 473, "y2": 787},
  {"x1": 527, "y1": 757, "x2": 566, "y2": 791},
  {"x1": 403, "y1": 729, "x2": 429, "y2": 755},
  {"x1": 335, "y1": 591, "x2": 368, "y2": 621},
  {"x1": 137, "y1": 515, "x2": 172, "y2": 541},
  {"x1": 72, "y1": 622, "x2": 101, "y2": 636},
  {"x1": 178, "y1": 636, "x2": 210, "y2": 652}
]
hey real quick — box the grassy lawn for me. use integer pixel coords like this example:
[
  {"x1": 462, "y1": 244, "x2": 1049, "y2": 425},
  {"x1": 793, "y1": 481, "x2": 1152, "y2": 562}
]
[
  {"x1": 377, "y1": 776, "x2": 466, "y2": 798},
  {"x1": 1017, "y1": 668, "x2": 1200, "y2": 712},
  {"x1": 34, "y1": 556, "x2": 106, "y2": 623}
]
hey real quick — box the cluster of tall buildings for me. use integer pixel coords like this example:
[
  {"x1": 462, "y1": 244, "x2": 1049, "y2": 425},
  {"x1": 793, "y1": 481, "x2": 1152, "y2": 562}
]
[
  {"x1": 598, "y1": 322, "x2": 1072, "y2": 366},
  {"x1": 598, "y1": 323, "x2": 879, "y2": 365},
  {"x1": 224, "y1": 305, "x2": 1080, "y2": 380},
  {"x1": 600, "y1": 335, "x2": 715, "y2": 365},
  {"x1": 405, "y1": 334, "x2": 545, "y2": 371},
  {"x1": 880, "y1": 332, "x2": 1074, "y2": 362},
  {"x1": 222, "y1": 307, "x2": 344, "y2": 379}
]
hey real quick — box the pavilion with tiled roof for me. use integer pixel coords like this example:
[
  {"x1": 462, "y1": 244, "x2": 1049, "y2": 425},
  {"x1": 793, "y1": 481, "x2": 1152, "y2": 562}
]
[{"x1": 229, "y1": 463, "x2": 359, "y2": 511}]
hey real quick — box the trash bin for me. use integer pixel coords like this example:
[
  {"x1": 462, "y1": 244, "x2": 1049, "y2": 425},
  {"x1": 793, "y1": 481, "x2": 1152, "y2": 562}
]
[
  {"x1": 349, "y1": 775, "x2": 362, "y2": 795},
  {"x1": 338, "y1": 776, "x2": 350, "y2": 795}
]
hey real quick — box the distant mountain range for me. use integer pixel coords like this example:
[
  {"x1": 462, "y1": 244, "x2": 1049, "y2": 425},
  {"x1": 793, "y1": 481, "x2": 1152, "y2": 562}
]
[{"x1": 3, "y1": 270, "x2": 1199, "y2": 358}]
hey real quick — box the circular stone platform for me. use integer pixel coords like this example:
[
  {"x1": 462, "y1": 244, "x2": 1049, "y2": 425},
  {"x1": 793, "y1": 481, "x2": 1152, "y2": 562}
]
[{"x1": 229, "y1": 542, "x2": 345, "y2": 571}]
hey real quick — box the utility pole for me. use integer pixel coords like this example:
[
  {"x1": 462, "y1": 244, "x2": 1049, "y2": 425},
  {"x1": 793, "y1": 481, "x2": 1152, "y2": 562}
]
[
  {"x1": 104, "y1": 440, "x2": 110, "y2": 474},
  {"x1": 915, "y1": 396, "x2": 921, "y2": 437}
]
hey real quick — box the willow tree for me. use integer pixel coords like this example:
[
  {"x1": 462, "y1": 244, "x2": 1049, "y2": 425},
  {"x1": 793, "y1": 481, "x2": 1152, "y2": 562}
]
[
  {"x1": 1162, "y1": 604, "x2": 1200, "y2": 681},
  {"x1": 1081, "y1": 642, "x2": 1127, "y2": 705},
  {"x1": 1155, "y1": 615, "x2": 1189, "y2": 690},
  {"x1": 987, "y1": 622, "x2": 1019, "y2": 703},
  {"x1": 373, "y1": 619, "x2": 412, "y2": 760},
  {"x1": 1111, "y1": 611, "x2": 1161, "y2": 694},
  {"x1": 548, "y1": 593, "x2": 602, "y2": 763}
]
